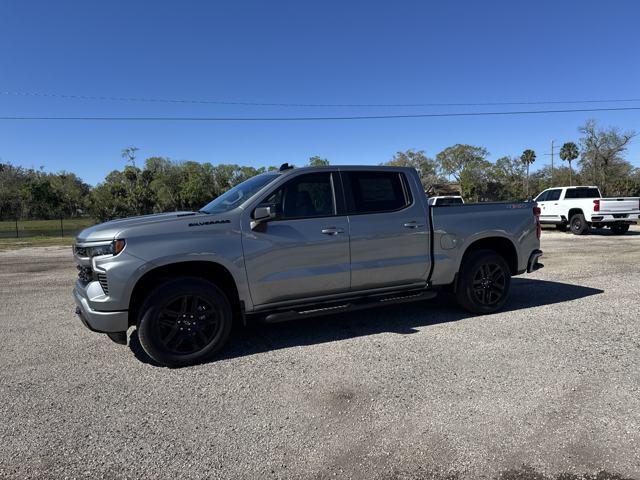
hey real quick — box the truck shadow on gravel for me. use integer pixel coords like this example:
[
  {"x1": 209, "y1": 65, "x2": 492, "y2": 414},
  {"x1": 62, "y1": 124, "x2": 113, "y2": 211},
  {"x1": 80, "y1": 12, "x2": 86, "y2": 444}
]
[{"x1": 129, "y1": 278, "x2": 603, "y2": 367}]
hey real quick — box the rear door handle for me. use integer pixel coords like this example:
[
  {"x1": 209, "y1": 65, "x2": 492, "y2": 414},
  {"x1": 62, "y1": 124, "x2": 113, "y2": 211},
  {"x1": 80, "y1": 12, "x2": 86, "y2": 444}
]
[
  {"x1": 403, "y1": 221, "x2": 424, "y2": 229},
  {"x1": 321, "y1": 227, "x2": 344, "y2": 235}
]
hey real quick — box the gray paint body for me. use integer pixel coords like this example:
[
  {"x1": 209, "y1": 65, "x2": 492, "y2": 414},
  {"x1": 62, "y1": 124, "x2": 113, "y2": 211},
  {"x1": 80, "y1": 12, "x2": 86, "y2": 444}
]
[{"x1": 72, "y1": 166, "x2": 540, "y2": 333}]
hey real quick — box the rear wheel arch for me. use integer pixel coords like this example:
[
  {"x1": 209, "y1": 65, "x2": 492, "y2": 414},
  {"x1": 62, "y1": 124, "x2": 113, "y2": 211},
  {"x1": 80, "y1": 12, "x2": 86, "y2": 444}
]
[
  {"x1": 567, "y1": 208, "x2": 584, "y2": 222},
  {"x1": 459, "y1": 236, "x2": 518, "y2": 276},
  {"x1": 128, "y1": 261, "x2": 241, "y2": 328}
]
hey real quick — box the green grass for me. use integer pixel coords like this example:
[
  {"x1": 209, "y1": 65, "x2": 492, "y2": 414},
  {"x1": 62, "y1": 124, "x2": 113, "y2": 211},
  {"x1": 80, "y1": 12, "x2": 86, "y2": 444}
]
[
  {"x1": 0, "y1": 235, "x2": 76, "y2": 251},
  {"x1": 0, "y1": 218, "x2": 96, "y2": 238}
]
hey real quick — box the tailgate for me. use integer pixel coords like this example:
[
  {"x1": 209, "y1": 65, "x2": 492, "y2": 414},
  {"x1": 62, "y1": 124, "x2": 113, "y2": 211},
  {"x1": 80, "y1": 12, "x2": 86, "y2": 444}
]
[{"x1": 600, "y1": 198, "x2": 640, "y2": 213}]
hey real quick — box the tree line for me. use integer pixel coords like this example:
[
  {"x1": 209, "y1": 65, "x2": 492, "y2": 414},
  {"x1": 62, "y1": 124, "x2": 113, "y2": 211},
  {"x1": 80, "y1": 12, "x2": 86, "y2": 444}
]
[{"x1": 1, "y1": 120, "x2": 638, "y2": 222}]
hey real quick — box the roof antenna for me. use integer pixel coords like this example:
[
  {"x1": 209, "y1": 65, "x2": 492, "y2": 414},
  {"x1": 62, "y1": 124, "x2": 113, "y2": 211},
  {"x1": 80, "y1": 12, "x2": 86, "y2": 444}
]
[{"x1": 279, "y1": 162, "x2": 293, "y2": 171}]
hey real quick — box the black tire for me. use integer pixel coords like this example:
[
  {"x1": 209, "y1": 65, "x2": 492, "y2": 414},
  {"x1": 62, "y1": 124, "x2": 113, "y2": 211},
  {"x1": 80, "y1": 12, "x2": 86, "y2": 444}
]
[
  {"x1": 570, "y1": 213, "x2": 588, "y2": 235},
  {"x1": 610, "y1": 223, "x2": 630, "y2": 235},
  {"x1": 137, "y1": 277, "x2": 232, "y2": 367},
  {"x1": 555, "y1": 223, "x2": 567, "y2": 232},
  {"x1": 455, "y1": 249, "x2": 511, "y2": 314}
]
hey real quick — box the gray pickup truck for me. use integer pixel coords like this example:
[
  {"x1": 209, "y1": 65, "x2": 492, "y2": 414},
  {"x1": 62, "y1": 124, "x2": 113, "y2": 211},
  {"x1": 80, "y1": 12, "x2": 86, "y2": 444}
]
[{"x1": 73, "y1": 165, "x2": 543, "y2": 366}]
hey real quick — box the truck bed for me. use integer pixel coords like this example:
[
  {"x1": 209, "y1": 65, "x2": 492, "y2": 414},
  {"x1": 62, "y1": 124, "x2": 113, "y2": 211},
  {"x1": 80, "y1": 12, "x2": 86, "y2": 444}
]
[{"x1": 429, "y1": 202, "x2": 540, "y2": 286}]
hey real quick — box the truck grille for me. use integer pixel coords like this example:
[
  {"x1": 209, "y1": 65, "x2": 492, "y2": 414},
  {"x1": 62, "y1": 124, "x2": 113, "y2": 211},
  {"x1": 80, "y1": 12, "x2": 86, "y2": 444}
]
[
  {"x1": 74, "y1": 245, "x2": 89, "y2": 257},
  {"x1": 77, "y1": 265, "x2": 92, "y2": 283},
  {"x1": 97, "y1": 273, "x2": 109, "y2": 294}
]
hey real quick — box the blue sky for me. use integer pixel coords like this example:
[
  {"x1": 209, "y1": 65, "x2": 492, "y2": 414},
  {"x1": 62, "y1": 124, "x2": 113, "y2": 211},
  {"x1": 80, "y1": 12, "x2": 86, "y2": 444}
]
[{"x1": 1, "y1": 0, "x2": 639, "y2": 185}]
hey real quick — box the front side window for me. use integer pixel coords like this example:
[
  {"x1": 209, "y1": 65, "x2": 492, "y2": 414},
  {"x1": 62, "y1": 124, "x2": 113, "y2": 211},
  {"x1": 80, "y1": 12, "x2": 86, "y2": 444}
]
[
  {"x1": 261, "y1": 172, "x2": 335, "y2": 219},
  {"x1": 345, "y1": 171, "x2": 409, "y2": 214},
  {"x1": 546, "y1": 189, "x2": 562, "y2": 201},
  {"x1": 535, "y1": 191, "x2": 549, "y2": 202}
]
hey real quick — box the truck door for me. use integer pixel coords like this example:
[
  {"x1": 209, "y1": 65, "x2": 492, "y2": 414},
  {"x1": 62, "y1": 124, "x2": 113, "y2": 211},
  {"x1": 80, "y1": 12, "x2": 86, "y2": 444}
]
[
  {"x1": 543, "y1": 189, "x2": 563, "y2": 221},
  {"x1": 535, "y1": 190, "x2": 550, "y2": 221},
  {"x1": 241, "y1": 171, "x2": 350, "y2": 306},
  {"x1": 342, "y1": 170, "x2": 431, "y2": 291}
]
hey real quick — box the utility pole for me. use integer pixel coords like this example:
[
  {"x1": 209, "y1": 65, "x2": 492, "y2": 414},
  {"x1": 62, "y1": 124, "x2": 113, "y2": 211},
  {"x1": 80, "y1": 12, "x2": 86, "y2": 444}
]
[
  {"x1": 550, "y1": 139, "x2": 555, "y2": 183},
  {"x1": 543, "y1": 140, "x2": 556, "y2": 185}
]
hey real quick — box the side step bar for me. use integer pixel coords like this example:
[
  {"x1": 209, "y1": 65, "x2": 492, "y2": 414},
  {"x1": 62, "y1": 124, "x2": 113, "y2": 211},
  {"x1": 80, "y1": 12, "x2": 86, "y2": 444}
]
[{"x1": 261, "y1": 289, "x2": 437, "y2": 324}]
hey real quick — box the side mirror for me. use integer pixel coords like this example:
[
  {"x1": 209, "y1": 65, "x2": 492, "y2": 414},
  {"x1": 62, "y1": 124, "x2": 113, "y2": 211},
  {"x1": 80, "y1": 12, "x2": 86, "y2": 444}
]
[{"x1": 251, "y1": 204, "x2": 279, "y2": 230}]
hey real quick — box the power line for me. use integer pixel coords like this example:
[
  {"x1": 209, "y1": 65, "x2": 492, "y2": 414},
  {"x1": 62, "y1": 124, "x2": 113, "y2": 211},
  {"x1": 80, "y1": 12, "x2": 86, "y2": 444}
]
[
  {"x1": 3, "y1": 90, "x2": 640, "y2": 108},
  {"x1": 1, "y1": 106, "x2": 640, "y2": 121}
]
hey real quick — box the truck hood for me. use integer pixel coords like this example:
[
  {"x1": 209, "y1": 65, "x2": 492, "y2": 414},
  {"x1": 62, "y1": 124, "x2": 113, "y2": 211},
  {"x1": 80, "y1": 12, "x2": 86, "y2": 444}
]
[{"x1": 76, "y1": 211, "x2": 198, "y2": 242}]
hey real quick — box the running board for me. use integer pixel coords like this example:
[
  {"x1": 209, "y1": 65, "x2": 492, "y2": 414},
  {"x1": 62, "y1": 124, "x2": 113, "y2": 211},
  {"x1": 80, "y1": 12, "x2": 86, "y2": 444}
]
[{"x1": 261, "y1": 289, "x2": 437, "y2": 323}]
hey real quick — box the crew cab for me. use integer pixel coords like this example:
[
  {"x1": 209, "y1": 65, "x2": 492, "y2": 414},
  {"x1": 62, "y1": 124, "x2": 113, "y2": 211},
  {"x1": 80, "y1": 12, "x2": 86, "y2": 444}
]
[
  {"x1": 534, "y1": 186, "x2": 640, "y2": 235},
  {"x1": 73, "y1": 165, "x2": 543, "y2": 367}
]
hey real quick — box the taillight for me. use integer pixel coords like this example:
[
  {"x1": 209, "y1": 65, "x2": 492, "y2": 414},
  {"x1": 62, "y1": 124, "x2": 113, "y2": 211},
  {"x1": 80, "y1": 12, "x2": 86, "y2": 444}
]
[
  {"x1": 533, "y1": 205, "x2": 541, "y2": 239},
  {"x1": 593, "y1": 199, "x2": 600, "y2": 212}
]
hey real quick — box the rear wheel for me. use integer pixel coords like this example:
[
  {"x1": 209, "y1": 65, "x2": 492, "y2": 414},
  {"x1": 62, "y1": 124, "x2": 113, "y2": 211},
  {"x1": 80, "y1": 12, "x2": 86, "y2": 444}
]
[
  {"x1": 137, "y1": 278, "x2": 232, "y2": 367},
  {"x1": 570, "y1": 214, "x2": 588, "y2": 235},
  {"x1": 610, "y1": 223, "x2": 630, "y2": 235},
  {"x1": 456, "y1": 250, "x2": 511, "y2": 314}
]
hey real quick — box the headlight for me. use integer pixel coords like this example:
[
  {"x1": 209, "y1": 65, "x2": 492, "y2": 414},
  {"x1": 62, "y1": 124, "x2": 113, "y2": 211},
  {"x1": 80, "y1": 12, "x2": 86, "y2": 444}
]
[{"x1": 77, "y1": 239, "x2": 126, "y2": 257}]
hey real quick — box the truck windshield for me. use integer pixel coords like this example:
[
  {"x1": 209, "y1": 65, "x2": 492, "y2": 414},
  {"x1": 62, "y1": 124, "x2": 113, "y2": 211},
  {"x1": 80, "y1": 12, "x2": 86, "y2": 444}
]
[{"x1": 200, "y1": 173, "x2": 280, "y2": 214}]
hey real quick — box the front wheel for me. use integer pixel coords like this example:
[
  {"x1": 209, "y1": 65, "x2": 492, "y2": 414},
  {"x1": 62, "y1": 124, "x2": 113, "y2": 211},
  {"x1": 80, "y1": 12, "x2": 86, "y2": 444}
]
[
  {"x1": 610, "y1": 224, "x2": 630, "y2": 235},
  {"x1": 456, "y1": 250, "x2": 511, "y2": 314},
  {"x1": 137, "y1": 278, "x2": 233, "y2": 367}
]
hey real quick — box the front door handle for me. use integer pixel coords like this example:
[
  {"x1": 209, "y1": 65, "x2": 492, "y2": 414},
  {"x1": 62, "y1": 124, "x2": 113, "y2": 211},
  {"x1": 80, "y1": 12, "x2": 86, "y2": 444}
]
[
  {"x1": 403, "y1": 221, "x2": 424, "y2": 229},
  {"x1": 321, "y1": 227, "x2": 344, "y2": 235}
]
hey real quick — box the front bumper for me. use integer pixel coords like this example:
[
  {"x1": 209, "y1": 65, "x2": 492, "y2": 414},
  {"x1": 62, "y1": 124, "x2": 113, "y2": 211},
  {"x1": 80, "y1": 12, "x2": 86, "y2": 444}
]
[
  {"x1": 73, "y1": 286, "x2": 128, "y2": 333},
  {"x1": 527, "y1": 249, "x2": 544, "y2": 273}
]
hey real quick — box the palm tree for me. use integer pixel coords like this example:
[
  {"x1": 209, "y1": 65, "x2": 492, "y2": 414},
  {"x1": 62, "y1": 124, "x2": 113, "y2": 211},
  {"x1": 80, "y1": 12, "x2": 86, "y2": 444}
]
[
  {"x1": 520, "y1": 149, "x2": 536, "y2": 198},
  {"x1": 559, "y1": 142, "x2": 579, "y2": 186}
]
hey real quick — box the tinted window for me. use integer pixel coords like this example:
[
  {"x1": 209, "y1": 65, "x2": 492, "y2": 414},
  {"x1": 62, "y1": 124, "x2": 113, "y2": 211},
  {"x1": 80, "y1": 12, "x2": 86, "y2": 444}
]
[
  {"x1": 546, "y1": 189, "x2": 562, "y2": 201},
  {"x1": 535, "y1": 191, "x2": 548, "y2": 202},
  {"x1": 564, "y1": 188, "x2": 601, "y2": 199},
  {"x1": 346, "y1": 171, "x2": 409, "y2": 214},
  {"x1": 436, "y1": 197, "x2": 464, "y2": 206},
  {"x1": 261, "y1": 173, "x2": 335, "y2": 219}
]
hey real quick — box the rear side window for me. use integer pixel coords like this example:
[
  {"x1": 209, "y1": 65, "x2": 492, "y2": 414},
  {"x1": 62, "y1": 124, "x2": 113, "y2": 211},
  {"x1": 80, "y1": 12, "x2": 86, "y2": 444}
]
[
  {"x1": 546, "y1": 189, "x2": 561, "y2": 201},
  {"x1": 564, "y1": 188, "x2": 601, "y2": 199},
  {"x1": 344, "y1": 171, "x2": 410, "y2": 214}
]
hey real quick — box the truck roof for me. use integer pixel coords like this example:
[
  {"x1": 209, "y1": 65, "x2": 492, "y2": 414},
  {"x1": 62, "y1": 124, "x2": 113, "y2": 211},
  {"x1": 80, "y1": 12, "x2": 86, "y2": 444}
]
[{"x1": 278, "y1": 165, "x2": 415, "y2": 175}]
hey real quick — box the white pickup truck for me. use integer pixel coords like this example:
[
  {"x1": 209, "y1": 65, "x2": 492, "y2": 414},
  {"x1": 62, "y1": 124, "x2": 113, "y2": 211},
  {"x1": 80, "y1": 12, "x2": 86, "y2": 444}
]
[{"x1": 534, "y1": 186, "x2": 640, "y2": 235}]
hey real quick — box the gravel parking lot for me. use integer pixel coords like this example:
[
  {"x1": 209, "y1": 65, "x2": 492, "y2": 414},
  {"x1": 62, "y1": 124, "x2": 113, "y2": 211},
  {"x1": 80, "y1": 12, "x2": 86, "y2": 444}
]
[{"x1": 1, "y1": 226, "x2": 639, "y2": 479}]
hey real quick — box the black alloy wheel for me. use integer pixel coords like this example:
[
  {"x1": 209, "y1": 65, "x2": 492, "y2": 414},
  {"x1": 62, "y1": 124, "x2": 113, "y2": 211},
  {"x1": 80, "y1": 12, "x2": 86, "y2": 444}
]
[
  {"x1": 570, "y1": 214, "x2": 588, "y2": 235},
  {"x1": 456, "y1": 249, "x2": 511, "y2": 314},
  {"x1": 154, "y1": 294, "x2": 222, "y2": 355},
  {"x1": 137, "y1": 278, "x2": 232, "y2": 367},
  {"x1": 471, "y1": 262, "x2": 507, "y2": 307}
]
